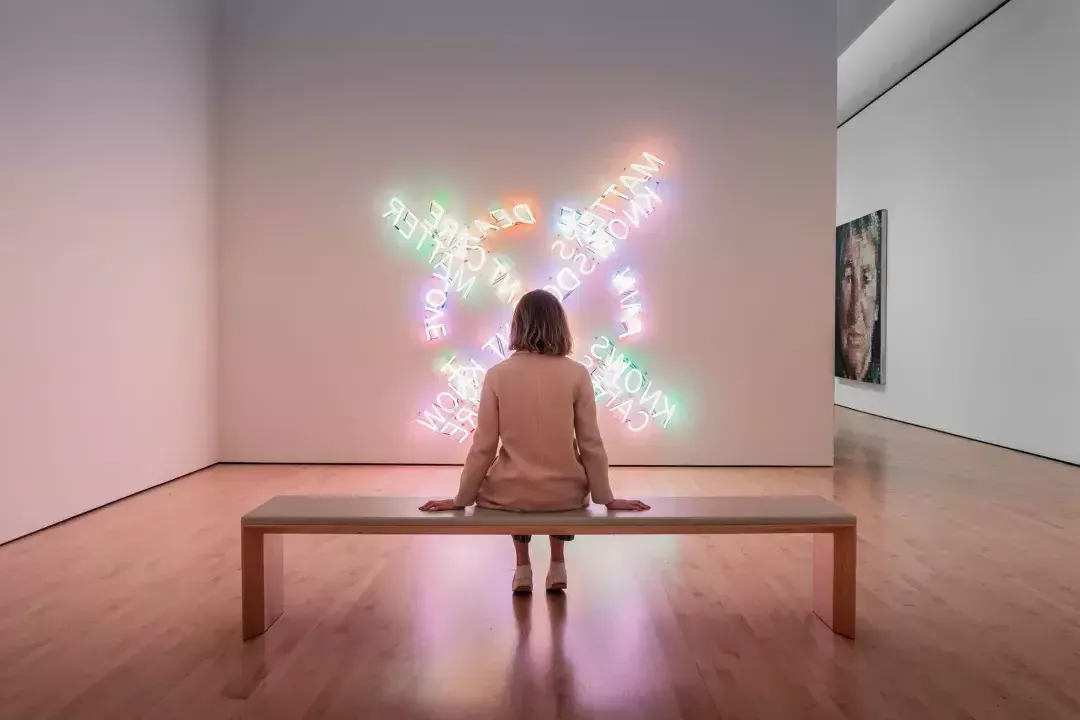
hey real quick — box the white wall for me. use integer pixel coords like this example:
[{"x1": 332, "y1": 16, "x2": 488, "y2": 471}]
[
  {"x1": 217, "y1": 0, "x2": 837, "y2": 466},
  {"x1": 836, "y1": 0, "x2": 1080, "y2": 465},
  {"x1": 0, "y1": 0, "x2": 218, "y2": 544}
]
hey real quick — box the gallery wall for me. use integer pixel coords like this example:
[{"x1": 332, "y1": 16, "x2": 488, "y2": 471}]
[
  {"x1": 0, "y1": 0, "x2": 218, "y2": 544},
  {"x1": 217, "y1": 0, "x2": 838, "y2": 466},
  {"x1": 836, "y1": 0, "x2": 1080, "y2": 465}
]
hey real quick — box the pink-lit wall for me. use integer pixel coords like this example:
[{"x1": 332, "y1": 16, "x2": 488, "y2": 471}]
[
  {"x1": 217, "y1": 0, "x2": 837, "y2": 465},
  {"x1": 0, "y1": 0, "x2": 217, "y2": 544}
]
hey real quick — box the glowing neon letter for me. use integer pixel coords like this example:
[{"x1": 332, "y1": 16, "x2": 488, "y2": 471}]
[
  {"x1": 383, "y1": 197, "x2": 405, "y2": 224},
  {"x1": 495, "y1": 275, "x2": 523, "y2": 304},
  {"x1": 556, "y1": 267, "x2": 581, "y2": 296},
  {"x1": 473, "y1": 218, "x2": 500, "y2": 237},
  {"x1": 652, "y1": 397, "x2": 676, "y2": 427},
  {"x1": 624, "y1": 187, "x2": 662, "y2": 228},
  {"x1": 620, "y1": 175, "x2": 647, "y2": 194},
  {"x1": 512, "y1": 204, "x2": 536, "y2": 224},
  {"x1": 639, "y1": 382, "x2": 662, "y2": 413},
  {"x1": 589, "y1": 336, "x2": 613, "y2": 358},
  {"x1": 434, "y1": 259, "x2": 477, "y2": 299},
  {"x1": 466, "y1": 244, "x2": 487, "y2": 272},
  {"x1": 456, "y1": 406, "x2": 479, "y2": 430},
  {"x1": 630, "y1": 152, "x2": 666, "y2": 179},
  {"x1": 427, "y1": 201, "x2": 446, "y2": 231},
  {"x1": 396, "y1": 211, "x2": 419, "y2": 241},
  {"x1": 490, "y1": 208, "x2": 514, "y2": 229},
  {"x1": 435, "y1": 392, "x2": 459, "y2": 412},
  {"x1": 606, "y1": 218, "x2": 630, "y2": 241},
  {"x1": 417, "y1": 405, "x2": 447, "y2": 431}
]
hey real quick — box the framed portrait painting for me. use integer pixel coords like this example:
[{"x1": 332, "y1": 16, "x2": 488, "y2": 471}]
[{"x1": 835, "y1": 210, "x2": 886, "y2": 384}]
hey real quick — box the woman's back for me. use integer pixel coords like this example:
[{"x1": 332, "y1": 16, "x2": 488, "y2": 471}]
[{"x1": 453, "y1": 352, "x2": 614, "y2": 512}]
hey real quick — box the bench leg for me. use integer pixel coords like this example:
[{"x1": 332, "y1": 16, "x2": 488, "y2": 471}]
[
  {"x1": 242, "y1": 528, "x2": 283, "y2": 641},
  {"x1": 812, "y1": 527, "x2": 856, "y2": 638}
]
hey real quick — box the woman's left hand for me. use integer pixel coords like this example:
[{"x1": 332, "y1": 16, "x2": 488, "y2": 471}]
[{"x1": 419, "y1": 499, "x2": 462, "y2": 512}]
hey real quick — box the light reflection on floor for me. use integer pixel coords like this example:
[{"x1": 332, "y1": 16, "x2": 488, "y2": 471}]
[{"x1": 400, "y1": 533, "x2": 685, "y2": 714}]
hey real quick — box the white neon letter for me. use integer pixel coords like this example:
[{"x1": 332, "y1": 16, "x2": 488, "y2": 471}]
[
  {"x1": 427, "y1": 201, "x2": 446, "y2": 230},
  {"x1": 434, "y1": 259, "x2": 477, "y2": 298},
  {"x1": 639, "y1": 382, "x2": 662, "y2": 413},
  {"x1": 574, "y1": 252, "x2": 596, "y2": 276},
  {"x1": 552, "y1": 239, "x2": 575, "y2": 261},
  {"x1": 416, "y1": 405, "x2": 447, "y2": 431},
  {"x1": 440, "y1": 421, "x2": 471, "y2": 443},
  {"x1": 456, "y1": 406, "x2": 479, "y2": 430},
  {"x1": 623, "y1": 367, "x2": 644, "y2": 395},
  {"x1": 630, "y1": 152, "x2": 666, "y2": 179},
  {"x1": 623, "y1": 189, "x2": 661, "y2": 228},
  {"x1": 396, "y1": 211, "x2": 419, "y2": 241},
  {"x1": 424, "y1": 324, "x2": 447, "y2": 341},
  {"x1": 620, "y1": 315, "x2": 643, "y2": 338},
  {"x1": 612, "y1": 398, "x2": 633, "y2": 422},
  {"x1": 490, "y1": 208, "x2": 514, "y2": 229},
  {"x1": 425, "y1": 288, "x2": 448, "y2": 309},
  {"x1": 651, "y1": 396, "x2": 676, "y2": 427},
  {"x1": 627, "y1": 411, "x2": 650, "y2": 433},
  {"x1": 490, "y1": 257, "x2": 510, "y2": 284},
  {"x1": 606, "y1": 218, "x2": 630, "y2": 241},
  {"x1": 466, "y1": 244, "x2": 487, "y2": 272},
  {"x1": 620, "y1": 175, "x2": 647, "y2": 194},
  {"x1": 495, "y1": 276, "x2": 523, "y2": 304},
  {"x1": 556, "y1": 267, "x2": 581, "y2": 295},
  {"x1": 482, "y1": 335, "x2": 507, "y2": 360},
  {"x1": 383, "y1": 197, "x2": 405, "y2": 223},
  {"x1": 435, "y1": 392, "x2": 460, "y2": 412},
  {"x1": 512, "y1": 204, "x2": 536, "y2": 224}
]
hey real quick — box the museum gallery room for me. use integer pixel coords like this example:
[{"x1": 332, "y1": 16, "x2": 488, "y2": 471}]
[{"x1": 1, "y1": 0, "x2": 1078, "y2": 718}]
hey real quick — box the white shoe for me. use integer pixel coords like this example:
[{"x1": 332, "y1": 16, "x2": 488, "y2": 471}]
[
  {"x1": 546, "y1": 562, "x2": 567, "y2": 592},
  {"x1": 512, "y1": 565, "x2": 533, "y2": 594}
]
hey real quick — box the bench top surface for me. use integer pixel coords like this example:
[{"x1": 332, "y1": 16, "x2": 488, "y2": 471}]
[{"x1": 242, "y1": 495, "x2": 855, "y2": 529}]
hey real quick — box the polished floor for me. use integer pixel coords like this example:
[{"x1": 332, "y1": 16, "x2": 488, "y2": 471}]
[{"x1": 1, "y1": 409, "x2": 1078, "y2": 719}]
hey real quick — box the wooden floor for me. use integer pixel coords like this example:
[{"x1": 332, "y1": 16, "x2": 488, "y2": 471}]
[{"x1": 1, "y1": 409, "x2": 1078, "y2": 719}]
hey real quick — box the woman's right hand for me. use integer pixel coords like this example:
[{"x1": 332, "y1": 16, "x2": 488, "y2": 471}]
[{"x1": 605, "y1": 498, "x2": 651, "y2": 511}]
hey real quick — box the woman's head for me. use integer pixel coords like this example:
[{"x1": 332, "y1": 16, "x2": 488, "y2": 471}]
[{"x1": 510, "y1": 289, "x2": 573, "y2": 356}]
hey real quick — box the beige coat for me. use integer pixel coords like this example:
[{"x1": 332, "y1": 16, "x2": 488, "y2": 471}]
[{"x1": 453, "y1": 352, "x2": 614, "y2": 511}]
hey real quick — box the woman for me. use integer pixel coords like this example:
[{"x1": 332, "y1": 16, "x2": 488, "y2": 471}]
[{"x1": 420, "y1": 289, "x2": 650, "y2": 593}]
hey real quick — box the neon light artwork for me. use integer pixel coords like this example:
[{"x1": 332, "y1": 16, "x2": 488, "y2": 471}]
[
  {"x1": 382, "y1": 150, "x2": 676, "y2": 442},
  {"x1": 612, "y1": 267, "x2": 643, "y2": 339}
]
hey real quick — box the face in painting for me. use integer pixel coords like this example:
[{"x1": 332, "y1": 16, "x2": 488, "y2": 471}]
[{"x1": 838, "y1": 228, "x2": 879, "y2": 380}]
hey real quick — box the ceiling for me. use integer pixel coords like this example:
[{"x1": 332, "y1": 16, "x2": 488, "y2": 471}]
[
  {"x1": 836, "y1": 0, "x2": 1009, "y2": 124},
  {"x1": 837, "y1": 0, "x2": 898, "y2": 55}
]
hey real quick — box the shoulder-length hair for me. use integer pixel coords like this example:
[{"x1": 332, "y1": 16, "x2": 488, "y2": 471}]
[{"x1": 509, "y1": 289, "x2": 573, "y2": 356}]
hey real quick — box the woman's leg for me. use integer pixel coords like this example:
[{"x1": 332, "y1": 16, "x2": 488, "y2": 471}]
[
  {"x1": 511, "y1": 536, "x2": 533, "y2": 593},
  {"x1": 512, "y1": 535, "x2": 532, "y2": 567},
  {"x1": 549, "y1": 536, "x2": 566, "y2": 563},
  {"x1": 547, "y1": 536, "x2": 572, "y2": 591}
]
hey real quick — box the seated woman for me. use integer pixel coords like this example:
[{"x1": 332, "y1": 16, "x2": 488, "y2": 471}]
[{"x1": 420, "y1": 289, "x2": 649, "y2": 593}]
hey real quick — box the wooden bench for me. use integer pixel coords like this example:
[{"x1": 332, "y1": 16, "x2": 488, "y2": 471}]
[{"x1": 241, "y1": 495, "x2": 857, "y2": 640}]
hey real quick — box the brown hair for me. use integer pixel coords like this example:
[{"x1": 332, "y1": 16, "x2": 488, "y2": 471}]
[{"x1": 509, "y1": 289, "x2": 573, "y2": 356}]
